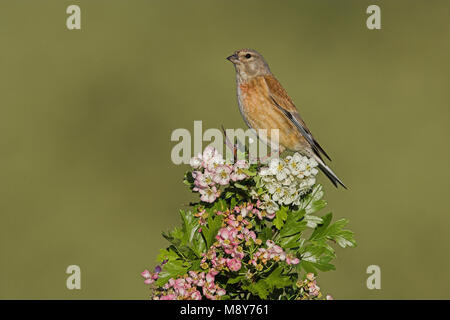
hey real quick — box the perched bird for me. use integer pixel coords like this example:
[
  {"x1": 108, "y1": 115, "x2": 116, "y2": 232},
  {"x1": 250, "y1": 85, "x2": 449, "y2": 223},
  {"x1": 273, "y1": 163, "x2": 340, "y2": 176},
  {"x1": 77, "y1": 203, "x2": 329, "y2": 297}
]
[{"x1": 227, "y1": 48, "x2": 346, "y2": 188}]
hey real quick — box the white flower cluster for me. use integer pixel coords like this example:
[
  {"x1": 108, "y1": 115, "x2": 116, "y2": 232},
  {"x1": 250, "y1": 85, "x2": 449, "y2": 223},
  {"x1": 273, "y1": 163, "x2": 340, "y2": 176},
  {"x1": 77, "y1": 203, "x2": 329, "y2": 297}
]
[
  {"x1": 189, "y1": 146, "x2": 249, "y2": 203},
  {"x1": 259, "y1": 153, "x2": 319, "y2": 212}
]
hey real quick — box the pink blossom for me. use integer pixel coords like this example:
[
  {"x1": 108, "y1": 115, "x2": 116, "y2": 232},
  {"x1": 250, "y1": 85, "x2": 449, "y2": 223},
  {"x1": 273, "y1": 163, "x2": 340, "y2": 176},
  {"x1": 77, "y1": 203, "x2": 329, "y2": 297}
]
[
  {"x1": 151, "y1": 270, "x2": 226, "y2": 300},
  {"x1": 193, "y1": 171, "x2": 214, "y2": 189},
  {"x1": 266, "y1": 240, "x2": 275, "y2": 248},
  {"x1": 213, "y1": 165, "x2": 232, "y2": 185},
  {"x1": 286, "y1": 255, "x2": 300, "y2": 265},
  {"x1": 217, "y1": 288, "x2": 226, "y2": 296},
  {"x1": 217, "y1": 227, "x2": 238, "y2": 242},
  {"x1": 199, "y1": 186, "x2": 220, "y2": 203},
  {"x1": 272, "y1": 245, "x2": 283, "y2": 254},
  {"x1": 201, "y1": 147, "x2": 225, "y2": 172},
  {"x1": 142, "y1": 269, "x2": 159, "y2": 284},
  {"x1": 231, "y1": 160, "x2": 250, "y2": 181},
  {"x1": 217, "y1": 227, "x2": 231, "y2": 240},
  {"x1": 227, "y1": 258, "x2": 242, "y2": 272},
  {"x1": 189, "y1": 154, "x2": 203, "y2": 169},
  {"x1": 209, "y1": 269, "x2": 219, "y2": 276},
  {"x1": 206, "y1": 272, "x2": 215, "y2": 283},
  {"x1": 306, "y1": 273, "x2": 315, "y2": 281},
  {"x1": 265, "y1": 212, "x2": 276, "y2": 219},
  {"x1": 202, "y1": 146, "x2": 219, "y2": 163},
  {"x1": 191, "y1": 291, "x2": 202, "y2": 300},
  {"x1": 141, "y1": 270, "x2": 151, "y2": 279}
]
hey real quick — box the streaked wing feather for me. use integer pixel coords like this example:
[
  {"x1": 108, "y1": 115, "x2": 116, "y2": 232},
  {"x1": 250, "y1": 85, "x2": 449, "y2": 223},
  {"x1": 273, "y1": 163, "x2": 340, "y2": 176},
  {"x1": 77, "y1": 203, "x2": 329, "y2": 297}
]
[{"x1": 264, "y1": 75, "x2": 331, "y2": 161}]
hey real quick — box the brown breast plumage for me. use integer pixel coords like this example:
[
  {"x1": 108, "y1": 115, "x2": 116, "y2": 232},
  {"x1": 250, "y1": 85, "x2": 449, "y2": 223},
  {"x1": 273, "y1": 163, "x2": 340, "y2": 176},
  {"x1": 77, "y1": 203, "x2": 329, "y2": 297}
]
[{"x1": 237, "y1": 76, "x2": 307, "y2": 151}]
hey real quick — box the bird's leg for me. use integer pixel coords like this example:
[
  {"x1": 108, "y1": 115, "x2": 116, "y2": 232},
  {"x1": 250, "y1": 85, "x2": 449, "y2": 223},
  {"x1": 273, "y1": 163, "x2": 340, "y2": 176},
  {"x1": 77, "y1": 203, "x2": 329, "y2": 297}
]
[{"x1": 221, "y1": 125, "x2": 241, "y2": 163}]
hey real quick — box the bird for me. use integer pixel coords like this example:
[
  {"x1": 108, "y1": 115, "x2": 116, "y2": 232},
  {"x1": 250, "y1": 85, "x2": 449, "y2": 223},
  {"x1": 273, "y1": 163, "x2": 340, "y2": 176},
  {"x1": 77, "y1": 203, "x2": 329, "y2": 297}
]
[{"x1": 226, "y1": 48, "x2": 346, "y2": 188}]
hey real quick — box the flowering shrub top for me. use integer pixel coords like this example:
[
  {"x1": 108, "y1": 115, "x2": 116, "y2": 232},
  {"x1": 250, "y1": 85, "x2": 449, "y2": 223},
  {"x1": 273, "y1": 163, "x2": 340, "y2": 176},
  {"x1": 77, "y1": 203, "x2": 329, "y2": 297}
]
[{"x1": 142, "y1": 146, "x2": 355, "y2": 300}]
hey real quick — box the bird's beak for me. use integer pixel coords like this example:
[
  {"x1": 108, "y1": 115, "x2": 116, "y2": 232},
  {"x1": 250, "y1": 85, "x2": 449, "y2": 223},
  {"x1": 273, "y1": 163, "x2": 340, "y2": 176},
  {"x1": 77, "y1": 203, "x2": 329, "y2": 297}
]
[{"x1": 226, "y1": 53, "x2": 239, "y2": 64}]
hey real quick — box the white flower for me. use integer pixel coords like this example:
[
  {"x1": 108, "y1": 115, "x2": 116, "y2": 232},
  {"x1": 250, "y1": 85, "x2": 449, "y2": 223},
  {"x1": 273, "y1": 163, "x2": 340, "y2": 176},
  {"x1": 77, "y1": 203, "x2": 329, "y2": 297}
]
[
  {"x1": 230, "y1": 160, "x2": 249, "y2": 182},
  {"x1": 268, "y1": 158, "x2": 289, "y2": 181},
  {"x1": 303, "y1": 157, "x2": 319, "y2": 177},
  {"x1": 271, "y1": 185, "x2": 285, "y2": 202},
  {"x1": 199, "y1": 146, "x2": 225, "y2": 172},
  {"x1": 205, "y1": 154, "x2": 225, "y2": 173},
  {"x1": 258, "y1": 153, "x2": 320, "y2": 208},
  {"x1": 189, "y1": 154, "x2": 203, "y2": 169},
  {"x1": 281, "y1": 174, "x2": 294, "y2": 186},
  {"x1": 298, "y1": 180, "x2": 310, "y2": 190},
  {"x1": 307, "y1": 177, "x2": 316, "y2": 187},
  {"x1": 202, "y1": 146, "x2": 219, "y2": 163},
  {"x1": 249, "y1": 189, "x2": 259, "y2": 199},
  {"x1": 261, "y1": 175, "x2": 276, "y2": 185},
  {"x1": 193, "y1": 171, "x2": 214, "y2": 189},
  {"x1": 259, "y1": 167, "x2": 272, "y2": 176},
  {"x1": 260, "y1": 194, "x2": 279, "y2": 214},
  {"x1": 288, "y1": 154, "x2": 307, "y2": 176},
  {"x1": 280, "y1": 186, "x2": 297, "y2": 205},
  {"x1": 213, "y1": 165, "x2": 232, "y2": 186},
  {"x1": 265, "y1": 180, "x2": 281, "y2": 194},
  {"x1": 308, "y1": 157, "x2": 318, "y2": 167},
  {"x1": 199, "y1": 186, "x2": 220, "y2": 203}
]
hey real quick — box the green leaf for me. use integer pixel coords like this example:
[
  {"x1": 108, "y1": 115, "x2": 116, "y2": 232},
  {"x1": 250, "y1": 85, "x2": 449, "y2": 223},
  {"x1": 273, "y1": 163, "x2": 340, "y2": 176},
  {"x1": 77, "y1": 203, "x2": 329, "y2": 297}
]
[
  {"x1": 259, "y1": 226, "x2": 273, "y2": 242},
  {"x1": 264, "y1": 266, "x2": 292, "y2": 289},
  {"x1": 242, "y1": 169, "x2": 257, "y2": 176},
  {"x1": 214, "y1": 199, "x2": 227, "y2": 212},
  {"x1": 234, "y1": 183, "x2": 248, "y2": 190},
  {"x1": 202, "y1": 214, "x2": 224, "y2": 248},
  {"x1": 162, "y1": 210, "x2": 208, "y2": 260},
  {"x1": 273, "y1": 206, "x2": 288, "y2": 230},
  {"x1": 305, "y1": 199, "x2": 327, "y2": 215},
  {"x1": 244, "y1": 280, "x2": 269, "y2": 299},
  {"x1": 191, "y1": 233, "x2": 206, "y2": 257},
  {"x1": 243, "y1": 266, "x2": 293, "y2": 299},
  {"x1": 304, "y1": 214, "x2": 323, "y2": 228},
  {"x1": 312, "y1": 256, "x2": 336, "y2": 272},
  {"x1": 179, "y1": 210, "x2": 200, "y2": 245},
  {"x1": 155, "y1": 260, "x2": 189, "y2": 286},
  {"x1": 309, "y1": 212, "x2": 333, "y2": 240},
  {"x1": 298, "y1": 184, "x2": 324, "y2": 211},
  {"x1": 227, "y1": 275, "x2": 246, "y2": 285},
  {"x1": 279, "y1": 209, "x2": 307, "y2": 237},
  {"x1": 225, "y1": 191, "x2": 234, "y2": 199},
  {"x1": 183, "y1": 171, "x2": 194, "y2": 187},
  {"x1": 298, "y1": 247, "x2": 336, "y2": 272},
  {"x1": 278, "y1": 233, "x2": 304, "y2": 249},
  {"x1": 297, "y1": 260, "x2": 317, "y2": 274},
  {"x1": 230, "y1": 197, "x2": 237, "y2": 209},
  {"x1": 309, "y1": 216, "x2": 356, "y2": 248},
  {"x1": 254, "y1": 175, "x2": 262, "y2": 188},
  {"x1": 190, "y1": 259, "x2": 201, "y2": 271},
  {"x1": 156, "y1": 248, "x2": 179, "y2": 263}
]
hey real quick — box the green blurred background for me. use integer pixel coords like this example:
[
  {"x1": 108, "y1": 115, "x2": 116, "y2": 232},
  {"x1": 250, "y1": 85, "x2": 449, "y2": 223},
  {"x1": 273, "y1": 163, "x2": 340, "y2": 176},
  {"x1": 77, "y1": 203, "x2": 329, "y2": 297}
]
[{"x1": 1, "y1": 0, "x2": 449, "y2": 299}]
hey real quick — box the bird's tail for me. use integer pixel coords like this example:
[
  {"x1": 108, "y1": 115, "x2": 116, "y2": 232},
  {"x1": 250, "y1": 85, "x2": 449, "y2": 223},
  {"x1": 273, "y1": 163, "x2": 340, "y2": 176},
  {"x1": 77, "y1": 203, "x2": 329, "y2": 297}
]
[{"x1": 314, "y1": 155, "x2": 347, "y2": 189}]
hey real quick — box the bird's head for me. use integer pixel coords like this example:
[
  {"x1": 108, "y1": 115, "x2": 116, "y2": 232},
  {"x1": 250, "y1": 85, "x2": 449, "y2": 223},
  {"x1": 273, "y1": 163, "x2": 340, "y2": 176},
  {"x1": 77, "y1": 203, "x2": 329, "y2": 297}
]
[{"x1": 227, "y1": 49, "x2": 271, "y2": 81}]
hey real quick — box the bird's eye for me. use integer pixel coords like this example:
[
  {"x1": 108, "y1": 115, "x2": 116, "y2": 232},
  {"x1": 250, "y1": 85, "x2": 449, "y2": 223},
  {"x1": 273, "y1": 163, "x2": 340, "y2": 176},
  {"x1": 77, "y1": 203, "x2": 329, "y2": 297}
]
[{"x1": 245, "y1": 53, "x2": 252, "y2": 59}]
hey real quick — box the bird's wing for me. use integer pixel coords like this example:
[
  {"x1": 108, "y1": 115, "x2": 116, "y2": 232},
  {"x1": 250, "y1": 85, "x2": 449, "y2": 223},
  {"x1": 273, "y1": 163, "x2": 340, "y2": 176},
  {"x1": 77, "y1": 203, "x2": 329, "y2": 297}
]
[{"x1": 263, "y1": 75, "x2": 331, "y2": 161}]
